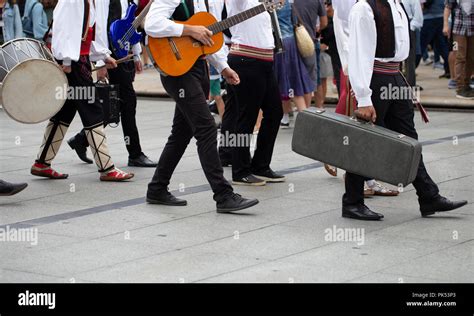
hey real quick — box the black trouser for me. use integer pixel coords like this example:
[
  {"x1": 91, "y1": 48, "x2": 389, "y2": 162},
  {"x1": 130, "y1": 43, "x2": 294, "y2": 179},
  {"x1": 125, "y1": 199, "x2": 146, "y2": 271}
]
[
  {"x1": 343, "y1": 72, "x2": 440, "y2": 207},
  {"x1": 226, "y1": 55, "x2": 283, "y2": 179},
  {"x1": 405, "y1": 30, "x2": 417, "y2": 87},
  {"x1": 219, "y1": 83, "x2": 236, "y2": 163},
  {"x1": 147, "y1": 60, "x2": 233, "y2": 202},
  {"x1": 49, "y1": 56, "x2": 104, "y2": 129},
  {"x1": 73, "y1": 61, "x2": 143, "y2": 159}
]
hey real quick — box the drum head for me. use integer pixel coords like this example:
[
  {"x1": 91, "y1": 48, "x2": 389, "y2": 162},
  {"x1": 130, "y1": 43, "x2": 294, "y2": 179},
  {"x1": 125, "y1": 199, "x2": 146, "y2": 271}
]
[{"x1": 1, "y1": 59, "x2": 68, "y2": 124}]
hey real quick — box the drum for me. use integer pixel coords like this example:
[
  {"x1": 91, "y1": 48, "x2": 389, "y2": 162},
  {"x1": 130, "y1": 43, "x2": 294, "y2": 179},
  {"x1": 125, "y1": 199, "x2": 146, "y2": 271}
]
[{"x1": 0, "y1": 38, "x2": 68, "y2": 124}]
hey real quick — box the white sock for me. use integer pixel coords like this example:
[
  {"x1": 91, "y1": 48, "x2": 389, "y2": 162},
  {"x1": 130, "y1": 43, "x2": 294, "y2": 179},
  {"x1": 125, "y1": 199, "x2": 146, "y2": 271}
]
[
  {"x1": 281, "y1": 113, "x2": 290, "y2": 124},
  {"x1": 366, "y1": 180, "x2": 375, "y2": 188}
]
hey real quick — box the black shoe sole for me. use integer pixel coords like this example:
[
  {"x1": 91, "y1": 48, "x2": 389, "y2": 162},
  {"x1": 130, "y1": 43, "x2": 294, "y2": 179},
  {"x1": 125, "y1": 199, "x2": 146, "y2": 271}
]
[
  {"x1": 146, "y1": 198, "x2": 187, "y2": 206},
  {"x1": 342, "y1": 213, "x2": 383, "y2": 221},
  {"x1": 128, "y1": 163, "x2": 158, "y2": 168},
  {"x1": 217, "y1": 199, "x2": 259, "y2": 213},
  {"x1": 421, "y1": 201, "x2": 468, "y2": 217},
  {"x1": 232, "y1": 180, "x2": 266, "y2": 186},
  {"x1": 0, "y1": 183, "x2": 28, "y2": 196}
]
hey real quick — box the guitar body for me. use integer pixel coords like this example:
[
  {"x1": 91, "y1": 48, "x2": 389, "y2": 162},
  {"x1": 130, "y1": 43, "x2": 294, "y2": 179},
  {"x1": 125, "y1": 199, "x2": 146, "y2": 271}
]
[
  {"x1": 147, "y1": 12, "x2": 224, "y2": 77},
  {"x1": 109, "y1": 3, "x2": 143, "y2": 58}
]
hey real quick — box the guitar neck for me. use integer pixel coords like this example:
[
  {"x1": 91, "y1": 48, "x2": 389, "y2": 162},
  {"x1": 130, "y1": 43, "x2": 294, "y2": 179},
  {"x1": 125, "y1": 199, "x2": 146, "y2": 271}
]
[
  {"x1": 132, "y1": 1, "x2": 154, "y2": 29},
  {"x1": 208, "y1": 4, "x2": 267, "y2": 35}
]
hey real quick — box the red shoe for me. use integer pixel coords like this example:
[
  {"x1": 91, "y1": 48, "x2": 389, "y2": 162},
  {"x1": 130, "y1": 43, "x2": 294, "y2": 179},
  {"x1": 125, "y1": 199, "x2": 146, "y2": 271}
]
[
  {"x1": 31, "y1": 162, "x2": 68, "y2": 179},
  {"x1": 100, "y1": 168, "x2": 134, "y2": 182}
]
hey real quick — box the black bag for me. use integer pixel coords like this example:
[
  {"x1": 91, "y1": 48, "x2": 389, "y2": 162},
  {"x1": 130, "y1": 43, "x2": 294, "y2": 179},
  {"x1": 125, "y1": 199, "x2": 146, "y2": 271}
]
[
  {"x1": 292, "y1": 108, "x2": 422, "y2": 187},
  {"x1": 95, "y1": 81, "x2": 121, "y2": 127}
]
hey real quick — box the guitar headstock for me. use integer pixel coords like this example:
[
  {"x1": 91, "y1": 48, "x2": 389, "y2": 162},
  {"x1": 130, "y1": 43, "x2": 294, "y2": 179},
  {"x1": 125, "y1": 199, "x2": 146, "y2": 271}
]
[{"x1": 263, "y1": 0, "x2": 284, "y2": 12}]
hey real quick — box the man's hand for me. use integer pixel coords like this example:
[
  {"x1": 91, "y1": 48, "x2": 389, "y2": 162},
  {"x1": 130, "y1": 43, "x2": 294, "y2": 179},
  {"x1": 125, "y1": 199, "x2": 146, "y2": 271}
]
[
  {"x1": 105, "y1": 57, "x2": 118, "y2": 69},
  {"x1": 355, "y1": 106, "x2": 377, "y2": 123},
  {"x1": 135, "y1": 59, "x2": 143, "y2": 74},
  {"x1": 62, "y1": 65, "x2": 72, "y2": 74},
  {"x1": 222, "y1": 67, "x2": 240, "y2": 85},
  {"x1": 97, "y1": 67, "x2": 108, "y2": 81},
  {"x1": 183, "y1": 25, "x2": 214, "y2": 47}
]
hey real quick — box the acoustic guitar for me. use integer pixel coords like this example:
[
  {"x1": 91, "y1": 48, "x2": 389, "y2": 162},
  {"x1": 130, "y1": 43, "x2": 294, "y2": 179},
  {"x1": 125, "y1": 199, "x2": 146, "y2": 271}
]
[{"x1": 147, "y1": 1, "x2": 282, "y2": 77}]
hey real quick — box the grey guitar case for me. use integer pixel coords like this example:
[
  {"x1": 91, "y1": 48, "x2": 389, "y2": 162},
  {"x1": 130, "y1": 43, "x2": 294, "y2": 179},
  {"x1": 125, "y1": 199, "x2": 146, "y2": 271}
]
[{"x1": 292, "y1": 108, "x2": 422, "y2": 186}]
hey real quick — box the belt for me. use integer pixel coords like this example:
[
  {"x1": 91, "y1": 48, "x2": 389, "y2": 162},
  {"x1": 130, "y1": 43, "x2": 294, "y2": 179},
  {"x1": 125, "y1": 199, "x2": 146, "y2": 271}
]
[
  {"x1": 373, "y1": 60, "x2": 401, "y2": 75},
  {"x1": 229, "y1": 44, "x2": 274, "y2": 62}
]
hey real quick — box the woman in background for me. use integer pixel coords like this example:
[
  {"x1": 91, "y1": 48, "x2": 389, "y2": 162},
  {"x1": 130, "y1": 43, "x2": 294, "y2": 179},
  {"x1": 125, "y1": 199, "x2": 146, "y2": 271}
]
[
  {"x1": 0, "y1": 0, "x2": 23, "y2": 44},
  {"x1": 275, "y1": 0, "x2": 315, "y2": 128}
]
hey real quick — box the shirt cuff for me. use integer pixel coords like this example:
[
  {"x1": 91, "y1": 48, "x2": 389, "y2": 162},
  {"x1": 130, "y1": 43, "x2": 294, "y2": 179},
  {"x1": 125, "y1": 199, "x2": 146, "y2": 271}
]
[
  {"x1": 170, "y1": 23, "x2": 185, "y2": 37},
  {"x1": 62, "y1": 58, "x2": 72, "y2": 66},
  {"x1": 216, "y1": 62, "x2": 229, "y2": 75},
  {"x1": 96, "y1": 60, "x2": 106, "y2": 67},
  {"x1": 357, "y1": 96, "x2": 373, "y2": 107}
]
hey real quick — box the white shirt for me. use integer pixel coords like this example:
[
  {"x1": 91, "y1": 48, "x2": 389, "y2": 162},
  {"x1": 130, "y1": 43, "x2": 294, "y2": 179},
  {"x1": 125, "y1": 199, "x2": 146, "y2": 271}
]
[
  {"x1": 333, "y1": 0, "x2": 356, "y2": 75},
  {"x1": 52, "y1": 0, "x2": 110, "y2": 66},
  {"x1": 145, "y1": 0, "x2": 229, "y2": 73},
  {"x1": 226, "y1": 0, "x2": 274, "y2": 50},
  {"x1": 400, "y1": 0, "x2": 423, "y2": 31},
  {"x1": 348, "y1": 0, "x2": 410, "y2": 107},
  {"x1": 95, "y1": 0, "x2": 143, "y2": 66}
]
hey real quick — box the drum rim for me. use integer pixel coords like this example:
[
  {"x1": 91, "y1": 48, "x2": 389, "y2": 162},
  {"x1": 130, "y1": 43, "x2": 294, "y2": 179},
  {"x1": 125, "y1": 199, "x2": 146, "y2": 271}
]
[
  {"x1": 1, "y1": 37, "x2": 45, "y2": 49},
  {"x1": 1, "y1": 58, "x2": 68, "y2": 124}
]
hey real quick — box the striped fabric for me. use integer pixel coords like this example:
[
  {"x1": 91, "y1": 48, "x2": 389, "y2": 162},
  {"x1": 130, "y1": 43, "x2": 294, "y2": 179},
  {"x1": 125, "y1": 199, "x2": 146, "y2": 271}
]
[
  {"x1": 229, "y1": 44, "x2": 274, "y2": 62},
  {"x1": 373, "y1": 60, "x2": 401, "y2": 75}
]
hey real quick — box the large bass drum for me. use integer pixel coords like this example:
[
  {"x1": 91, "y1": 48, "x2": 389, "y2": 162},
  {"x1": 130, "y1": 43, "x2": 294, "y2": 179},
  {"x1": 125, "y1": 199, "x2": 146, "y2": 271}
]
[{"x1": 0, "y1": 38, "x2": 68, "y2": 124}]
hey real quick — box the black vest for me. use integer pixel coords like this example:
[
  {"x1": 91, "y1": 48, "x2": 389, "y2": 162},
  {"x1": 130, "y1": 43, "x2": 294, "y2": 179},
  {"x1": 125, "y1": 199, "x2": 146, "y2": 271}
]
[
  {"x1": 366, "y1": 0, "x2": 396, "y2": 58},
  {"x1": 172, "y1": 0, "x2": 195, "y2": 21}
]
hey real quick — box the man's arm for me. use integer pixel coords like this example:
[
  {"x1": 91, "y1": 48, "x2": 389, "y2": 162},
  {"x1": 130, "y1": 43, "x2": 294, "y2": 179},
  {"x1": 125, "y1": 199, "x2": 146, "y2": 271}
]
[
  {"x1": 348, "y1": 2, "x2": 377, "y2": 119},
  {"x1": 442, "y1": 2, "x2": 451, "y2": 37},
  {"x1": 411, "y1": 0, "x2": 424, "y2": 31},
  {"x1": 91, "y1": 0, "x2": 112, "y2": 65},
  {"x1": 145, "y1": 0, "x2": 214, "y2": 46}
]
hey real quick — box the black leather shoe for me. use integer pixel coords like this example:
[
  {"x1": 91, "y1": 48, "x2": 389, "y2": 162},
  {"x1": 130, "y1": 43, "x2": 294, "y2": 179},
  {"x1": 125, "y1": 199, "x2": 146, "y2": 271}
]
[
  {"x1": 128, "y1": 154, "x2": 158, "y2": 168},
  {"x1": 420, "y1": 196, "x2": 468, "y2": 217},
  {"x1": 342, "y1": 204, "x2": 384, "y2": 221},
  {"x1": 147, "y1": 192, "x2": 187, "y2": 206},
  {"x1": 217, "y1": 193, "x2": 259, "y2": 213},
  {"x1": 252, "y1": 168, "x2": 286, "y2": 183},
  {"x1": 67, "y1": 136, "x2": 93, "y2": 164},
  {"x1": 0, "y1": 180, "x2": 28, "y2": 196}
]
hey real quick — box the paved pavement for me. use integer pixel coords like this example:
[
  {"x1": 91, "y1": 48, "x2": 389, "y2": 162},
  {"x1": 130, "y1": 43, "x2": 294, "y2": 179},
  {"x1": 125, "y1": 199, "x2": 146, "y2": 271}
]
[
  {"x1": 0, "y1": 98, "x2": 473, "y2": 283},
  {"x1": 134, "y1": 59, "x2": 474, "y2": 108}
]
